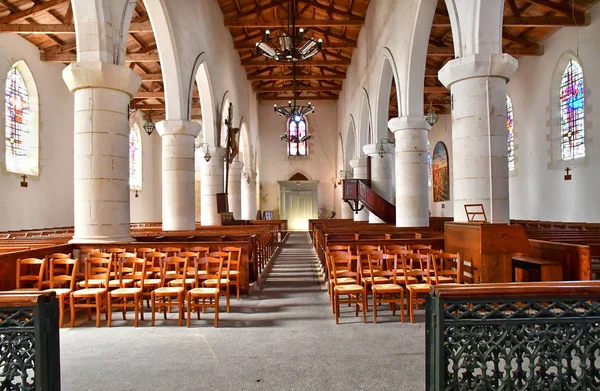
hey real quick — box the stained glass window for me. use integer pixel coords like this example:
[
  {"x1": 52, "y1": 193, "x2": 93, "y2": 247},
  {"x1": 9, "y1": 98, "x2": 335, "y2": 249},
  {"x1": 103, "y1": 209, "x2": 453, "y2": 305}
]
[
  {"x1": 506, "y1": 95, "x2": 515, "y2": 171},
  {"x1": 129, "y1": 124, "x2": 142, "y2": 190},
  {"x1": 427, "y1": 139, "x2": 432, "y2": 187},
  {"x1": 560, "y1": 59, "x2": 585, "y2": 160},
  {"x1": 287, "y1": 115, "x2": 308, "y2": 156},
  {"x1": 5, "y1": 65, "x2": 38, "y2": 175}
]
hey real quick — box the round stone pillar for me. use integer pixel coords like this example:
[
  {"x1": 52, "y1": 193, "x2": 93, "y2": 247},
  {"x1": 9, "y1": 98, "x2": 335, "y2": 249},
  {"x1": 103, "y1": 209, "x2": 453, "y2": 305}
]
[
  {"x1": 156, "y1": 120, "x2": 201, "y2": 231},
  {"x1": 227, "y1": 160, "x2": 244, "y2": 220},
  {"x1": 389, "y1": 116, "x2": 430, "y2": 227},
  {"x1": 62, "y1": 62, "x2": 141, "y2": 243},
  {"x1": 363, "y1": 144, "x2": 394, "y2": 224},
  {"x1": 439, "y1": 53, "x2": 518, "y2": 223},
  {"x1": 349, "y1": 158, "x2": 369, "y2": 222},
  {"x1": 200, "y1": 147, "x2": 226, "y2": 226},
  {"x1": 241, "y1": 171, "x2": 257, "y2": 220}
]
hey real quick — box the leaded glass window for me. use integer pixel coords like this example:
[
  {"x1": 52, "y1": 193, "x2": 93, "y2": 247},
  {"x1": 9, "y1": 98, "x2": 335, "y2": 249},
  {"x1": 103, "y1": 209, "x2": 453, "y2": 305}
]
[
  {"x1": 288, "y1": 115, "x2": 308, "y2": 156},
  {"x1": 5, "y1": 65, "x2": 38, "y2": 175},
  {"x1": 560, "y1": 59, "x2": 585, "y2": 160},
  {"x1": 506, "y1": 95, "x2": 515, "y2": 171},
  {"x1": 427, "y1": 139, "x2": 432, "y2": 187},
  {"x1": 129, "y1": 124, "x2": 142, "y2": 190}
]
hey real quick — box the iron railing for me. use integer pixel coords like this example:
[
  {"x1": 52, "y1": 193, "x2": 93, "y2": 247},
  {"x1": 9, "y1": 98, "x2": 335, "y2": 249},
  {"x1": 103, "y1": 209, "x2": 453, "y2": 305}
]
[
  {"x1": 426, "y1": 282, "x2": 600, "y2": 391},
  {"x1": 0, "y1": 292, "x2": 60, "y2": 391}
]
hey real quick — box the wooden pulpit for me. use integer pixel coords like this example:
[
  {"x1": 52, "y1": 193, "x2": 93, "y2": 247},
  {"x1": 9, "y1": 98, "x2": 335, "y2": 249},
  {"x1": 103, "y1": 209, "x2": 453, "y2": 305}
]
[{"x1": 444, "y1": 222, "x2": 530, "y2": 283}]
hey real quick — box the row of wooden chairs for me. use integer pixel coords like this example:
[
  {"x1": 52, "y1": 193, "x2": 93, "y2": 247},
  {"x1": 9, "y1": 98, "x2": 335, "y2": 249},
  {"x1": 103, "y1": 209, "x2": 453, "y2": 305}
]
[
  {"x1": 10, "y1": 247, "x2": 243, "y2": 328},
  {"x1": 325, "y1": 244, "x2": 462, "y2": 323}
]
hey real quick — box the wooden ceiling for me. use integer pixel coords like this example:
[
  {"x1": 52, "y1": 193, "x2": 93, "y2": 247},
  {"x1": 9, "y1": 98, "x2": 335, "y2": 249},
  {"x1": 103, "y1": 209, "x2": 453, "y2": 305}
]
[
  {"x1": 216, "y1": 0, "x2": 370, "y2": 102},
  {"x1": 0, "y1": 0, "x2": 598, "y2": 121}
]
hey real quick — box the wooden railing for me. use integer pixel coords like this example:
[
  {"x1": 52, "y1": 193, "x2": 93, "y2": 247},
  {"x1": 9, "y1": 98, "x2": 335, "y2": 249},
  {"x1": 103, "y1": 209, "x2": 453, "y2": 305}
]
[
  {"x1": 426, "y1": 282, "x2": 600, "y2": 390},
  {"x1": 0, "y1": 292, "x2": 60, "y2": 390},
  {"x1": 342, "y1": 179, "x2": 395, "y2": 224}
]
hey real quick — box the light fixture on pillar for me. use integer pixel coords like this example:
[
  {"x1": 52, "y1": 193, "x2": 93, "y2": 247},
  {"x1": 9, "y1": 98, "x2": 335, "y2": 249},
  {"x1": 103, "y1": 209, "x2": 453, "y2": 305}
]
[
  {"x1": 377, "y1": 138, "x2": 395, "y2": 158},
  {"x1": 255, "y1": 0, "x2": 322, "y2": 62},
  {"x1": 425, "y1": 98, "x2": 438, "y2": 127},
  {"x1": 198, "y1": 143, "x2": 212, "y2": 162},
  {"x1": 143, "y1": 109, "x2": 156, "y2": 136},
  {"x1": 128, "y1": 104, "x2": 139, "y2": 120},
  {"x1": 246, "y1": 175, "x2": 251, "y2": 185}
]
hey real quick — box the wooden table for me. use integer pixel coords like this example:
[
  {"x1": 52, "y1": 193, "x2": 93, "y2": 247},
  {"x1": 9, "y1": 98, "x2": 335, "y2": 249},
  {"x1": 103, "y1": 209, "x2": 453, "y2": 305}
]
[{"x1": 512, "y1": 254, "x2": 563, "y2": 282}]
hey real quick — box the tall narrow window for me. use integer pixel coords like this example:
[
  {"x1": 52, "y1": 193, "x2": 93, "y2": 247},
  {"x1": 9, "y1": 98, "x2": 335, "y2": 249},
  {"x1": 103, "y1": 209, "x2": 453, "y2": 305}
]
[
  {"x1": 506, "y1": 95, "x2": 515, "y2": 171},
  {"x1": 560, "y1": 59, "x2": 585, "y2": 160},
  {"x1": 288, "y1": 115, "x2": 308, "y2": 156},
  {"x1": 5, "y1": 63, "x2": 38, "y2": 175},
  {"x1": 129, "y1": 124, "x2": 142, "y2": 190},
  {"x1": 427, "y1": 139, "x2": 432, "y2": 187}
]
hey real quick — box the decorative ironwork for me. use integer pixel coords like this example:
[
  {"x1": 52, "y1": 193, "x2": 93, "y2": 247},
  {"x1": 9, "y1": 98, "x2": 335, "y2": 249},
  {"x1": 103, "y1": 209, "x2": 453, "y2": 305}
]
[
  {"x1": 427, "y1": 292, "x2": 600, "y2": 390},
  {"x1": 0, "y1": 294, "x2": 60, "y2": 391}
]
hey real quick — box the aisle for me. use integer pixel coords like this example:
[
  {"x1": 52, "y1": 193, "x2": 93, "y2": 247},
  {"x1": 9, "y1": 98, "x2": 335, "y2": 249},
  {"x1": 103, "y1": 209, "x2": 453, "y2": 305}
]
[{"x1": 59, "y1": 232, "x2": 425, "y2": 391}]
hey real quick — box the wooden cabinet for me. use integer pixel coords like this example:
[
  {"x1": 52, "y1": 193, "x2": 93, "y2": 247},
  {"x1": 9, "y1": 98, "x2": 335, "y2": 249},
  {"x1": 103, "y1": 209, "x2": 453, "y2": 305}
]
[{"x1": 444, "y1": 222, "x2": 530, "y2": 283}]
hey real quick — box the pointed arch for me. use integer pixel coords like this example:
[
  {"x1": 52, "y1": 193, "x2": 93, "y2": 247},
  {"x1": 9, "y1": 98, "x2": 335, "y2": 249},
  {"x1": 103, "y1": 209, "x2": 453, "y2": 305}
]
[
  {"x1": 375, "y1": 49, "x2": 401, "y2": 141},
  {"x1": 359, "y1": 89, "x2": 372, "y2": 155},
  {"x1": 345, "y1": 116, "x2": 357, "y2": 171},
  {"x1": 195, "y1": 60, "x2": 217, "y2": 147},
  {"x1": 5, "y1": 61, "x2": 39, "y2": 176},
  {"x1": 287, "y1": 115, "x2": 308, "y2": 156},
  {"x1": 129, "y1": 123, "x2": 142, "y2": 190},
  {"x1": 219, "y1": 93, "x2": 231, "y2": 148}
]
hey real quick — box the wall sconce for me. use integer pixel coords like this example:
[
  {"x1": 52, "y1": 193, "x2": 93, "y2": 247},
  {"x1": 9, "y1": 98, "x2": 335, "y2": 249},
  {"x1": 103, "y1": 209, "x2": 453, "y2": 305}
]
[
  {"x1": 377, "y1": 138, "x2": 395, "y2": 158},
  {"x1": 564, "y1": 167, "x2": 572, "y2": 180},
  {"x1": 196, "y1": 142, "x2": 212, "y2": 162},
  {"x1": 246, "y1": 175, "x2": 251, "y2": 185}
]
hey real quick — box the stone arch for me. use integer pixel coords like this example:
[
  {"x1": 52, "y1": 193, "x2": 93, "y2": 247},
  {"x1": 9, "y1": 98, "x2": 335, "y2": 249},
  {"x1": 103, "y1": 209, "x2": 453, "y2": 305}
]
[
  {"x1": 358, "y1": 89, "x2": 373, "y2": 156},
  {"x1": 289, "y1": 171, "x2": 311, "y2": 181},
  {"x1": 239, "y1": 120, "x2": 252, "y2": 171},
  {"x1": 375, "y1": 49, "x2": 401, "y2": 141},
  {"x1": 194, "y1": 60, "x2": 217, "y2": 147},
  {"x1": 345, "y1": 116, "x2": 357, "y2": 172},
  {"x1": 218, "y1": 92, "x2": 231, "y2": 148}
]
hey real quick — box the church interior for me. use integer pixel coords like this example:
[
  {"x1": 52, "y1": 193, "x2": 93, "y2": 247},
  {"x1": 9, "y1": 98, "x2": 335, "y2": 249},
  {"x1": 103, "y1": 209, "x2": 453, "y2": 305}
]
[{"x1": 1, "y1": 0, "x2": 600, "y2": 390}]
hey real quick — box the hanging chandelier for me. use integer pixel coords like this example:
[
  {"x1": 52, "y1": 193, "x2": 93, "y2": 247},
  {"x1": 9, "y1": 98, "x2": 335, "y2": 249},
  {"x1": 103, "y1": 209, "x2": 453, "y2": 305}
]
[
  {"x1": 255, "y1": 0, "x2": 322, "y2": 62},
  {"x1": 274, "y1": 62, "x2": 315, "y2": 119},
  {"x1": 425, "y1": 98, "x2": 438, "y2": 127}
]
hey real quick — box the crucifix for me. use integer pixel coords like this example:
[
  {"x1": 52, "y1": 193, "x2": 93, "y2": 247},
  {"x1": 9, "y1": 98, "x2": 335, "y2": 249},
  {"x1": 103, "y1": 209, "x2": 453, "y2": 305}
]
[
  {"x1": 216, "y1": 102, "x2": 241, "y2": 214},
  {"x1": 20, "y1": 175, "x2": 28, "y2": 188},
  {"x1": 564, "y1": 167, "x2": 572, "y2": 181}
]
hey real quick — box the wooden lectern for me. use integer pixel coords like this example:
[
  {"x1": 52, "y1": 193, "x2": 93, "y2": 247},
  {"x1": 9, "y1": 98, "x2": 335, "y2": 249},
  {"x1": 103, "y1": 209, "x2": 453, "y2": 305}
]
[{"x1": 445, "y1": 222, "x2": 530, "y2": 283}]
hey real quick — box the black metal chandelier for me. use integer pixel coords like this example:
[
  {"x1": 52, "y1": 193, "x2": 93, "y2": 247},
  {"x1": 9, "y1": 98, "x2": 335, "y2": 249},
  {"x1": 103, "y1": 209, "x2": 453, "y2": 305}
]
[
  {"x1": 273, "y1": 62, "x2": 315, "y2": 119},
  {"x1": 255, "y1": 0, "x2": 322, "y2": 62}
]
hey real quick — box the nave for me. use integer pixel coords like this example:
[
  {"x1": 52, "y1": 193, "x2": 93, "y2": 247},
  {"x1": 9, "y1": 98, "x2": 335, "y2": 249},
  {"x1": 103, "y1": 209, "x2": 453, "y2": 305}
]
[{"x1": 59, "y1": 233, "x2": 425, "y2": 391}]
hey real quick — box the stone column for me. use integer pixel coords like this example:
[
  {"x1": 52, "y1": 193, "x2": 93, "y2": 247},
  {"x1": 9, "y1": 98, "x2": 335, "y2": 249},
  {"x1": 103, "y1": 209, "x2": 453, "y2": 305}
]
[
  {"x1": 389, "y1": 116, "x2": 430, "y2": 227},
  {"x1": 200, "y1": 147, "x2": 226, "y2": 226},
  {"x1": 439, "y1": 54, "x2": 517, "y2": 222},
  {"x1": 349, "y1": 158, "x2": 369, "y2": 222},
  {"x1": 156, "y1": 120, "x2": 200, "y2": 231},
  {"x1": 63, "y1": 62, "x2": 141, "y2": 243},
  {"x1": 227, "y1": 160, "x2": 244, "y2": 220},
  {"x1": 363, "y1": 144, "x2": 394, "y2": 224},
  {"x1": 241, "y1": 171, "x2": 257, "y2": 220}
]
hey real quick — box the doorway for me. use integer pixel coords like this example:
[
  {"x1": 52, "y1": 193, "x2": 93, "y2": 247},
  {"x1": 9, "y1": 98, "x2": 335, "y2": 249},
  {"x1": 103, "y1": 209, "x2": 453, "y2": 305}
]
[{"x1": 278, "y1": 180, "x2": 319, "y2": 231}]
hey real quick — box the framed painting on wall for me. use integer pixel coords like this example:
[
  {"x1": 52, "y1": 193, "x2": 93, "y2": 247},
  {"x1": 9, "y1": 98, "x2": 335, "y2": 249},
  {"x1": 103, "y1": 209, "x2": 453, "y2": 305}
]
[{"x1": 432, "y1": 141, "x2": 450, "y2": 202}]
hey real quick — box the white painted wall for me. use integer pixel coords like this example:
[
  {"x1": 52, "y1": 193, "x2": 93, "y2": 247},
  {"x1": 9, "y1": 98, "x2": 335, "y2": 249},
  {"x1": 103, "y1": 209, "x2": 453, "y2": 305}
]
[
  {"x1": 258, "y1": 101, "x2": 338, "y2": 220},
  {"x1": 508, "y1": 4, "x2": 600, "y2": 222},
  {"x1": 0, "y1": 34, "x2": 74, "y2": 231}
]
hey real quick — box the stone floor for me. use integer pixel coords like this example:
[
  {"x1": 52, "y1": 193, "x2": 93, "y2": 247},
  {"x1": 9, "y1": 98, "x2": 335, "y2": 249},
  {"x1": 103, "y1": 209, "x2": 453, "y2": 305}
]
[{"x1": 60, "y1": 233, "x2": 426, "y2": 390}]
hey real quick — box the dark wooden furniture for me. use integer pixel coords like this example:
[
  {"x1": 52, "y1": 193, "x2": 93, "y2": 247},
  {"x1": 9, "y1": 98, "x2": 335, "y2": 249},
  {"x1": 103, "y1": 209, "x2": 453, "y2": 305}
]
[
  {"x1": 444, "y1": 222, "x2": 530, "y2": 283},
  {"x1": 511, "y1": 254, "x2": 563, "y2": 282}
]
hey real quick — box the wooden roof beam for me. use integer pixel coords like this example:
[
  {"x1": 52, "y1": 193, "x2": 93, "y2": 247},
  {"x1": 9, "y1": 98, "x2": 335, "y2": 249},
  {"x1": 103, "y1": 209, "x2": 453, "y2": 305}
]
[
  {"x1": 527, "y1": 0, "x2": 585, "y2": 19},
  {"x1": 432, "y1": 14, "x2": 589, "y2": 27},
  {"x1": 234, "y1": 40, "x2": 356, "y2": 49},
  {"x1": 42, "y1": 52, "x2": 160, "y2": 62},
  {"x1": 248, "y1": 74, "x2": 345, "y2": 81},
  {"x1": 224, "y1": 19, "x2": 364, "y2": 28},
  {"x1": 0, "y1": 22, "x2": 153, "y2": 34},
  {"x1": 257, "y1": 95, "x2": 338, "y2": 101},
  {"x1": 0, "y1": 0, "x2": 69, "y2": 24},
  {"x1": 427, "y1": 45, "x2": 543, "y2": 56},
  {"x1": 241, "y1": 59, "x2": 350, "y2": 66},
  {"x1": 254, "y1": 85, "x2": 342, "y2": 92}
]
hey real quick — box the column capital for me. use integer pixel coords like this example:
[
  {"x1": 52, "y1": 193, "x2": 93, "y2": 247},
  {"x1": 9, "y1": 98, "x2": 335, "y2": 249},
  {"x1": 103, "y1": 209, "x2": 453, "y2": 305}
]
[
  {"x1": 229, "y1": 160, "x2": 245, "y2": 171},
  {"x1": 389, "y1": 116, "x2": 431, "y2": 133},
  {"x1": 209, "y1": 147, "x2": 227, "y2": 158},
  {"x1": 438, "y1": 53, "x2": 518, "y2": 89},
  {"x1": 62, "y1": 61, "x2": 141, "y2": 97},
  {"x1": 363, "y1": 143, "x2": 394, "y2": 157},
  {"x1": 156, "y1": 120, "x2": 201, "y2": 138},
  {"x1": 349, "y1": 158, "x2": 367, "y2": 169}
]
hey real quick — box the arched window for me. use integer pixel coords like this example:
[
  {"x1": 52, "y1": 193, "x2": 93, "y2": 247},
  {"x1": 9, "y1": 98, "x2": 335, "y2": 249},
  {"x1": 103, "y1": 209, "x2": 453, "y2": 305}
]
[
  {"x1": 506, "y1": 95, "x2": 515, "y2": 171},
  {"x1": 5, "y1": 62, "x2": 39, "y2": 176},
  {"x1": 129, "y1": 124, "x2": 142, "y2": 190},
  {"x1": 560, "y1": 59, "x2": 585, "y2": 160},
  {"x1": 427, "y1": 139, "x2": 432, "y2": 187},
  {"x1": 287, "y1": 115, "x2": 308, "y2": 156}
]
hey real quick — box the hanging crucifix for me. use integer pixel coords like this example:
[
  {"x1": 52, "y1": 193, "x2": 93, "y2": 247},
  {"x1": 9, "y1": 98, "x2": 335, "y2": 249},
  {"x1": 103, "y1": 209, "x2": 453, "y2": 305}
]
[{"x1": 216, "y1": 102, "x2": 241, "y2": 214}]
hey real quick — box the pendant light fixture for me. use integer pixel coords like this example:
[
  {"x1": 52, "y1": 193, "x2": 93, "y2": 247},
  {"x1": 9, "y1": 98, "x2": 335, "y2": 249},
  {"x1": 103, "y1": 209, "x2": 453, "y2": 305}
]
[
  {"x1": 143, "y1": 109, "x2": 156, "y2": 136},
  {"x1": 425, "y1": 98, "x2": 438, "y2": 127}
]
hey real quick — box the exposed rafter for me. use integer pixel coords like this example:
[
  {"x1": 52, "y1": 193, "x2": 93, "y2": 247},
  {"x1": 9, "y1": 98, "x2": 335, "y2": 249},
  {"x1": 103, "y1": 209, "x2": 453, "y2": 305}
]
[{"x1": 224, "y1": 18, "x2": 365, "y2": 27}]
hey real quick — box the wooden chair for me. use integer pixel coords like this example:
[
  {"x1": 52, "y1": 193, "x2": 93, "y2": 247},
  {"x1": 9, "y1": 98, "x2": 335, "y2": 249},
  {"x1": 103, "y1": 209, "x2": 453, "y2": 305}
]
[
  {"x1": 410, "y1": 244, "x2": 432, "y2": 253},
  {"x1": 331, "y1": 255, "x2": 366, "y2": 324},
  {"x1": 187, "y1": 257, "x2": 222, "y2": 327},
  {"x1": 327, "y1": 253, "x2": 359, "y2": 313},
  {"x1": 370, "y1": 254, "x2": 404, "y2": 323},
  {"x1": 138, "y1": 252, "x2": 165, "y2": 307},
  {"x1": 327, "y1": 245, "x2": 351, "y2": 253},
  {"x1": 187, "y1": 246, "x2": 210, "y2": 257},
  {"x1": 402, "y1": 254, "x2": 432, "y2": 323},
  {"x1": 205, "y1": 251, "x2": 232, "y2": 312},
  {"x1": 360, "y1": 254, "x2": 391, "y2": 293},
  {"x1": 430, "y1": 252, "x2": 462, "y2": 285},
  {"x1": 151, "y1": 256, "x2": 188, "y2": 326},
  {"x1": 176, "y1": 251, "x2": 201, "y2": 288},
  {"x1": 135, "y1": 247, "x2": 156, "y2": 260},
  {"x1": 384, "y1": 244, "x2": 408, "y2": 253},
  {"x1": 70, "y1": 257, "x2": 112, "y2": 327},
  {"x1": 42, "y1": 253, "x2": 71, "y2": 288},
  {"x1": 357, "y1": 245, "x2": 381, "y2": 253},
  {"x1": 47, "y1": 257, "x2": 78, "y2": 327},
  {"x1": 14, "y1": 258, "x2": 46, "y2": 290},
  {"x1": 107, "y1": 257, "x2": 146, "y2": 327},
  {"x1": 160, "y1": 247, "x2": 181, "y2": 257},
  {"x1": 220, "y1": 246, "x2": 242, "y2": 300}
]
